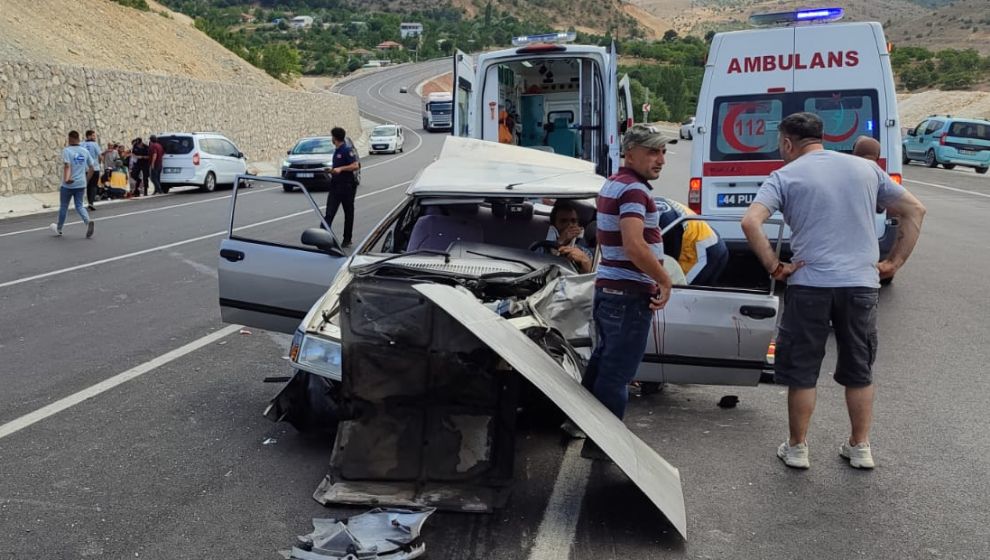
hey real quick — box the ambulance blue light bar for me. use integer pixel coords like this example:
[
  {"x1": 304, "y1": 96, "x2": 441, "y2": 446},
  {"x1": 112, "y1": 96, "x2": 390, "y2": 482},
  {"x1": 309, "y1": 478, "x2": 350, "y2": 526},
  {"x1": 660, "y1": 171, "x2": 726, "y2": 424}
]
[
  {"x1": 749, "y1": 7, "x2": 844, "y2": 26},
  {"x1": 512, "y1": 31, "x2": 576, "y2": 47}
]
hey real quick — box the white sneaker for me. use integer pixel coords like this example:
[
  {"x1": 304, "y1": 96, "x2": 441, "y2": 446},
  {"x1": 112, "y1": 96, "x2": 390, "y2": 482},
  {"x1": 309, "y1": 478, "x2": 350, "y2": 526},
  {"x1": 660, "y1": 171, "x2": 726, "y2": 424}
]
[
  {"x1": 777, "y1": 441, "x2": 810, "y2": 469},
  {"x1": 840, "y1": 441, "x2": 875, "y2": 469},
  {"x1": 50, "y1": 223, "x2": 62, "y2": 236}
]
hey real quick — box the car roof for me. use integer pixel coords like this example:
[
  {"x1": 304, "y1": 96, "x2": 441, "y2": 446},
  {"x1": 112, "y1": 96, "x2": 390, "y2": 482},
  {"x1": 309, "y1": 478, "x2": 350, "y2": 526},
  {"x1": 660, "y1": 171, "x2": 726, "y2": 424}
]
[{"x1": 408, "y1": 137, "x2": 603, "y2": 197}]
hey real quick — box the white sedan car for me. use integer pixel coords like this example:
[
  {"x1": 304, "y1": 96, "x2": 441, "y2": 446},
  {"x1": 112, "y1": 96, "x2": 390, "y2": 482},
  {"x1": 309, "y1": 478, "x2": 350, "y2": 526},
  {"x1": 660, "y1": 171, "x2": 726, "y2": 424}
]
[
  {"x1": 216, "y1": 138, "x2": 780, "y2": 531},
  {"x1": 679, "y1": 116, "x2": 696, "y2": 140},
  {"x1": 368, "y1": 124, "x2": 404, "y2": 154}
]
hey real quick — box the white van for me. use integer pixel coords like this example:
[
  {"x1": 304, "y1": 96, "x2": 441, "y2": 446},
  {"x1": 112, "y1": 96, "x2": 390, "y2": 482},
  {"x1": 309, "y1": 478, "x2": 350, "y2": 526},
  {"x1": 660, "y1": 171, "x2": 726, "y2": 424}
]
[
  {"x1": 453, "y1": 32, "x2": 633, "y2": 177},
  {"x1": 688, "y1": 9, "x2": 902, "y2": 259}
]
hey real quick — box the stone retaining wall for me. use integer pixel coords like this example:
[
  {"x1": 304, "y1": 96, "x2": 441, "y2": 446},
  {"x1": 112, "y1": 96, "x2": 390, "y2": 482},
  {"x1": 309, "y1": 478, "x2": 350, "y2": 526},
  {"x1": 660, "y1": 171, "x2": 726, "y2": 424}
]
[{"x1": 0, "y1": 59, "x2": 361, "y2": 196}]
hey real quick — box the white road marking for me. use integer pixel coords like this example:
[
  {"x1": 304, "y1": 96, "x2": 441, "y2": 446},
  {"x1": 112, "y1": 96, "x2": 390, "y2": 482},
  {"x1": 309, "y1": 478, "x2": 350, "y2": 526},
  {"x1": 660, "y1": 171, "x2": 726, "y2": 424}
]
[
  {"x1": 903, "y1": 177, "x2": 990, "y2": 199},
  {"x1": 0, "y1": 181, "x2": 410, "y2": 290},
  {"x1": 526, "y1": 440, "x2": 592, "y2": 560},
  {"x1": 0, "y1": 186, "x2": 276, "y2": 238},
  {"x1": 170, "y1": 251, "x2": 218, "y2": 278},
  {"x1": 0, "y1": 324, "x2": 242, "y2": 441}
]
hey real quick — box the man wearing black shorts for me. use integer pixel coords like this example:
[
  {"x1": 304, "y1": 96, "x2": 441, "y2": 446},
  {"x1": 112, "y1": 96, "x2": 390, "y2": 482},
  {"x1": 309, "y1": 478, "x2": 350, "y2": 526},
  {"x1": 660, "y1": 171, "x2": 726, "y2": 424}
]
[{"x1": 742, "y1": 113, "x2": 926, "y2": 470}]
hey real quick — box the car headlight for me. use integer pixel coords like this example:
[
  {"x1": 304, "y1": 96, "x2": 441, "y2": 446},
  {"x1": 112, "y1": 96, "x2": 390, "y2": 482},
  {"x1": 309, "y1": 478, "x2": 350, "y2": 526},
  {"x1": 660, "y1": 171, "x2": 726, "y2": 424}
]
[
  {"x1": 290, "y1": 331, "x2": 342, "y2": 379},
  {"x1": 281, "y1": 159, "x2": 289, "y2": 169}
]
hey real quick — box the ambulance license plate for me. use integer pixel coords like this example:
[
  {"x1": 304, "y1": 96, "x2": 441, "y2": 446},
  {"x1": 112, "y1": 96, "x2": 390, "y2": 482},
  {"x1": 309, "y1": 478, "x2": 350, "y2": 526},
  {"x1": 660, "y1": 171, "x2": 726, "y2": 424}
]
[{"x1": 717, "y1": 193, "x2": 756, "y2": 208}]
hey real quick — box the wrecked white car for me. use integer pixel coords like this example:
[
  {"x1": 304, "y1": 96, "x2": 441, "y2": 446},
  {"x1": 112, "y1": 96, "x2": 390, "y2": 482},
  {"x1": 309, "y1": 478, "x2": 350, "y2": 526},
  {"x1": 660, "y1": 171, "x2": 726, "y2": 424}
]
[{"x1": 217, "y1": 138, "x2": 781, "y2": 539}]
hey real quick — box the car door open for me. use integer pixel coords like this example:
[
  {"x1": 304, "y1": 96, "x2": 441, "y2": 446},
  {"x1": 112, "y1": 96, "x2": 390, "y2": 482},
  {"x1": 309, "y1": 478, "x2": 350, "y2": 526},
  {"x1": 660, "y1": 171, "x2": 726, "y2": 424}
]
[
  {"x1": 218, "y1": 175, "x2": 348, "y2": 334},
  {"x1": 656, "y1": 216, "x2": 783, "y2": 386}
]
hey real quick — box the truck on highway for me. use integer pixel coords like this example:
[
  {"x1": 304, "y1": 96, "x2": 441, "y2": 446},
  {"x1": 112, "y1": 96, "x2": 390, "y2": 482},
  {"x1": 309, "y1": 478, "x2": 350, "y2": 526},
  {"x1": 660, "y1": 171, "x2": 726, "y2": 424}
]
[
  {"x1": 453, "y1": 32, "x2": 633, "y2": 177},
  {"x1": 422, "y1": 91, "x2": 453, "y2": 132}
]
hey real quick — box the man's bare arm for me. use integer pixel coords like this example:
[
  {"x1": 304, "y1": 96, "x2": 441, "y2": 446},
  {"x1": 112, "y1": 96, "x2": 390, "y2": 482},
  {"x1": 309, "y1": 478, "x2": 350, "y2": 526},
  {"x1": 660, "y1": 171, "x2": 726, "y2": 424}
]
[
  {"x1": 742, "y1": 202, "x2": 803, "y2": 279},
  {"x1": 63, "y1": 163, "x2": 72, "y2": 184},
  {"x1": 879, "y1": 190, "x2": 926, "y2": 278}
]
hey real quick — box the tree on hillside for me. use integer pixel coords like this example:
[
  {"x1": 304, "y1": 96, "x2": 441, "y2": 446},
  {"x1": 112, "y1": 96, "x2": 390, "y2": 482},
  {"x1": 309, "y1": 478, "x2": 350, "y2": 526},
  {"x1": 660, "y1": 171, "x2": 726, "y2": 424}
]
[{"x1": 260, "y1": 44, "x2": 302, "y2": 82}]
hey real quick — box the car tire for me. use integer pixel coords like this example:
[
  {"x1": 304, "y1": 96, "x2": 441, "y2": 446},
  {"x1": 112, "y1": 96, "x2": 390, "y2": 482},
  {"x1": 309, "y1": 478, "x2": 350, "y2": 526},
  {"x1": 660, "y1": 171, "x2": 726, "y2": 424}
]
[
  {"x1": 282, "y1": 184, "x2": 295, "y2": 193},
  {"x1": 902, "y1": 148, "x2": 910, "y2": 164},
  {"x1": 679, "y1": 131, "x2": 686, "y2": 139},
  {"x1": 976, "y1": 167, "x2": 989, "y2": 175},
  {"x1": 639, "y1": 382, "x2": 665, "y2": 396},
  {"x1": 943, "y1": 163, "x2": 956, "y2": 170},
  {"x1": 161, "y1": 185, "x2": 170, "y2": 194},
  {"x1": 201, "y1": 171, "x2": 216, "y2": 192},
  {"x1": 925, "y1": 150, "x2": 938, "y2": 168}
]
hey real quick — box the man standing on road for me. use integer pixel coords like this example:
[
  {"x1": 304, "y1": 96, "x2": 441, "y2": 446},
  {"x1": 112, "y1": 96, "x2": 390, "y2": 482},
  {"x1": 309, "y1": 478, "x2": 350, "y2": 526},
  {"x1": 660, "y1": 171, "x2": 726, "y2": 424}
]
[
  {"x1": 742, "y1": 113, "x2": 926, "y2": 470},
  {"x1": 324, "y1": 127, "x2": 360, "y2": 248},
  {"x1": 580, "y1": 124, "x2": 675, "y2": 459},
  {"x1": 82, "y1": 130, "x2": 102, "y2": 211},
  {"x1": 130, "y1": 137, "x2": 150, "y2": 197},
  {"x1": 148, "y1": 135, "x2": 165, "y2": 195},
  {"x1": 50, "y1": 130, "x2": 96, "y2": 238}
]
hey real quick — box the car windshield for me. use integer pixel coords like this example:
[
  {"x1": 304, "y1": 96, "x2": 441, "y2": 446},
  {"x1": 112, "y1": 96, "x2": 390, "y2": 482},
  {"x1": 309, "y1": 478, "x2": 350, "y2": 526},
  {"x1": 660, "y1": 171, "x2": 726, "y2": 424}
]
[
  {"x1": 372, "y1": 126, "x2": 396, "y2": 136},
  {"x1": 948, "y1": 122, "x2": 990, "y2": 141},
  {"x1": 292, "y1": 139, "x2": 334, "y2": 154},
  {"x1": 710, "y1": 89, "x2": 880, "y2": 161}
]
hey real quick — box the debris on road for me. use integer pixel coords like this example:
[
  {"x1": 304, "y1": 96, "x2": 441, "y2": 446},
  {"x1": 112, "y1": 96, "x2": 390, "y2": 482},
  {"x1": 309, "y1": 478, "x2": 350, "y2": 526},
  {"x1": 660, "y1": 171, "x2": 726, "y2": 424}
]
[
  {"x1": 262, "y1": 437, "x2": 278, "y2": 445},
  {"x1": 718, "y1": 395, "x2": 740, "y2": 408},
  {"x1": 281, "y1": 507, "x2": 435, "y2": 560}
]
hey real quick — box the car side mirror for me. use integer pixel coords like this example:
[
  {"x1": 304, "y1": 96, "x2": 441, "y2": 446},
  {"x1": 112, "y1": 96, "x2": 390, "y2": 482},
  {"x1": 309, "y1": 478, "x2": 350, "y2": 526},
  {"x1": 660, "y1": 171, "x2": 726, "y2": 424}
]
[
  {"x1": 287, "y1": 149, "x2": 292, "y2": 155},
  {"x1": 301, "y1": 227, "x2": 345, "y2": 256},
  {"x1": 237, "y1": 152, "x2": 245, "y2": 159}
]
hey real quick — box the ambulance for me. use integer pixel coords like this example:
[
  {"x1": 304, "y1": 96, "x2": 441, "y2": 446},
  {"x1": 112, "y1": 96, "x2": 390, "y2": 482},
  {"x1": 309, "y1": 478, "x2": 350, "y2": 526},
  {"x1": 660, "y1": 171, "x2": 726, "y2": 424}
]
[
  {"x1": 453, "y1": 32, "x2": 634, "y2": 177},
  {"x1": 688, "y1": 8, "x2": 901, "y2": 260}
]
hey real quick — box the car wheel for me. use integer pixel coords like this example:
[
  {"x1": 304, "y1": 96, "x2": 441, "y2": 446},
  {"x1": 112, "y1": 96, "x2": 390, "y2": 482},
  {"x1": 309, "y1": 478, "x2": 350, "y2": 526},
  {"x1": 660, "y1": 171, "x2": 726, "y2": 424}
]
[
  {"x1": 282, "y1": 184, "x2": 295, "y2": 193},
  {"x1": 902, "y1": 148, "x2": 910, "y2": 164},
  {"x1": 161, "y1": 185, "x2": 170, "y2": 194},
  {"x1": 679, "y1": 131, "x2": 686, "y2": 139},
  {"x1": 686, "y1": 131, "x2": 692, "y2": 140},
  {"x1": 201, "y1": 172, "x2": 216, "y2": 192},
  {"x1": 943, "y1": 163, "x2": 956, "y2": 170},
  {"x1": 976, "y1": 167, "x2": 989, "y2": 175},
  {"x1": 639, "y1": 382, "x2": 665, "y2": 396},
  {"x1": 399, "y1": 146, "x2": 403, "y2": 153},
  {"x1": 925, "y1": 150, "x2": 938, "y2": 168}
]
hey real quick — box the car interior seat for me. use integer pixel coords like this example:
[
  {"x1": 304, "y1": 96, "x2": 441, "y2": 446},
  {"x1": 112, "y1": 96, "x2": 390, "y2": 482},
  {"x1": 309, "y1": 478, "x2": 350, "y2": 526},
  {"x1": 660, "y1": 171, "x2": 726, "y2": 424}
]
[
  {"x1": 406, "y1": 205, "x2": 484, "y2": 252},
  {"x1": 546, "y1": 118, "x2": 578, "y2": 158}
]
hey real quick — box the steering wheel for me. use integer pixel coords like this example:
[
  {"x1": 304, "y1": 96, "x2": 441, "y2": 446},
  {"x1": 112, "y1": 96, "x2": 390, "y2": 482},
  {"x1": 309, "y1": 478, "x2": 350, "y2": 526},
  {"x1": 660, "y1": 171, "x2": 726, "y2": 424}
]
[{"x1": 528, "y1": 240, "x2": 559, "y2": 252}]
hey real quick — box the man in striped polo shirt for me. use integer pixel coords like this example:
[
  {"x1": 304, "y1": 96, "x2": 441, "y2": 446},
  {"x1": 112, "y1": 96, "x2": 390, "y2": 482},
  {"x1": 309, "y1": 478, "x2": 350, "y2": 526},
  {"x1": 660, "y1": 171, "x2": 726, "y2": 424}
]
[{"x1": 581, "y1": 125, "x2": 676, "y2": 458}]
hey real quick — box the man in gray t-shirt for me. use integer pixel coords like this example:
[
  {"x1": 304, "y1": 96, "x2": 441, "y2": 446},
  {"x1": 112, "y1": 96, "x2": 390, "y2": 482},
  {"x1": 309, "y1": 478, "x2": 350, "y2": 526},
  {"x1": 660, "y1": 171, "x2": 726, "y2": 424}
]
[
  {"x1": 51, "y1": 130, "x2": 97, "y2": 238},
  {"x1": 742, "y1": 112, "x2": 926, "y2": 471}
]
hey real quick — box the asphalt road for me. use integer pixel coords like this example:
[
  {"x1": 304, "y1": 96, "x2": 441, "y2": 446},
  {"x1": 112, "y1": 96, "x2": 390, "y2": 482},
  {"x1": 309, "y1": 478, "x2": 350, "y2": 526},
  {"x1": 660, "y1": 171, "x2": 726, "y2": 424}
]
[{"x1": 1, "y1": 60, "x2": 989, "y2": 559}]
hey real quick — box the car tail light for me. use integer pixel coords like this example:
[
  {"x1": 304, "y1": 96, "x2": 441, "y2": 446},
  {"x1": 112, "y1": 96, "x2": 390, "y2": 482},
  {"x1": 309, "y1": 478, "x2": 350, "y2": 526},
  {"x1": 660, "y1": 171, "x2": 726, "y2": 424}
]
[
  {"x1": 192, "y1": 152, "x2": 200, "y2": 166},
  {"x1": 890, "y1": 173, "x2": 902, "y2": 185},
  {"x1": 939, "y1": 133, "x2": 947, "y2": 146},
  {"x1": 688, "y1": 178, "x2": 702, "y2": 213},
  {"x1": 766, "y1": 340, "x2": 776, "y2": 366}
]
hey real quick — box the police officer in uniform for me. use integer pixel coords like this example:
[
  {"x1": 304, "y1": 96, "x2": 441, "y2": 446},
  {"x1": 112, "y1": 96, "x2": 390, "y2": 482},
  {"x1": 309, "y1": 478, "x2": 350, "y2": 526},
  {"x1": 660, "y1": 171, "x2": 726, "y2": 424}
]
[{"x1": 325, "y1": 127, "x2": 361, "y2": 248}]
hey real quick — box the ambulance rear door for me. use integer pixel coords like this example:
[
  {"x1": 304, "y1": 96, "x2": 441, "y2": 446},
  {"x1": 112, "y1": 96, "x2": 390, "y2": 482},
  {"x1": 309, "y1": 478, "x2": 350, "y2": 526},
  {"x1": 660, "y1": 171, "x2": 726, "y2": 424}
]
[
  {"x1": 453, "y1": 50, "x2": 476, "y2": 138},
  {"x1": 793, "y1": 22, "x2": 897, "y2": 240},
  {"x1": 695, "y1": 27, "x2": 795, "y2": 248}
]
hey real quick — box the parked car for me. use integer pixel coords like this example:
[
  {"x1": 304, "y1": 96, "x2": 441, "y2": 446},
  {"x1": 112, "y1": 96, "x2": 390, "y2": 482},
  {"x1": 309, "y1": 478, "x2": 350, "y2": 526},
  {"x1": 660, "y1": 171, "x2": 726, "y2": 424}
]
[
  {"x1": 368, "y1": 124, "x2": 405, "y2": 154},
  {"x1": 902, "y1": 116, "x2": 990, "y2": 173},
  {"x1": 158, "y1": 132, "x2": 247, "y2": 193},
  {"x1": 281, "y1": 136, "x2": 360, "y2": 193},
  {"x1": 399, "y1": 86, "x2": 408, "y2": 93},
  {"x1": 679, "y1": 116, "x2": 696, "y2": 140}
]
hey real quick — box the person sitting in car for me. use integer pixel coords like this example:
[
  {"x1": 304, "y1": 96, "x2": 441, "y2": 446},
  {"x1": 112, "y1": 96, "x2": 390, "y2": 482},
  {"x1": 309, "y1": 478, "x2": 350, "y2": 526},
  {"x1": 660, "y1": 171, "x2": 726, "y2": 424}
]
[{"x1": 537, "y1": 199, "x2": 595, "y2": 273}]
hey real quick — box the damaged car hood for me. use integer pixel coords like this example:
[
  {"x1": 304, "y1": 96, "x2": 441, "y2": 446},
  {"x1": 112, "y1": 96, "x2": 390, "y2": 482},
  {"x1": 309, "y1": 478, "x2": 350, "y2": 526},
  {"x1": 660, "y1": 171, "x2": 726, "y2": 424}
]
[{"x1": 412, "y1": 283, "x2": 688, "y2": 538}]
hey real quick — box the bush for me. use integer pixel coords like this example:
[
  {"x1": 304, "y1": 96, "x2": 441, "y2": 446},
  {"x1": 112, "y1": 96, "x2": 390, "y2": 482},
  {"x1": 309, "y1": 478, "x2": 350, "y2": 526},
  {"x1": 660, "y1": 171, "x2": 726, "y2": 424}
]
[{"x1": 111, "y1": 0, "x2": 150, "y2": 10}]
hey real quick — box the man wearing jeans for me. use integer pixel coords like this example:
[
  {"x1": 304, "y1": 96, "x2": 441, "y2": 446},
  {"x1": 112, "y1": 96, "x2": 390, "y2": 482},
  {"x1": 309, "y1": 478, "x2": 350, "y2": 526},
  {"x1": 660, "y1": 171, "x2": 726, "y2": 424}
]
[
  {"x1": 51, "y1": 130, "x2": 96, "y2": 238},
  {"x1": 742, "y1": 113, "x2": 926, "y2": 470},
  {"x1": 82, "y1": 130, "x2": 102, "y2": 211},
  {"x1": 581, "y1": 124, "x2": 675, "y2": 459}
]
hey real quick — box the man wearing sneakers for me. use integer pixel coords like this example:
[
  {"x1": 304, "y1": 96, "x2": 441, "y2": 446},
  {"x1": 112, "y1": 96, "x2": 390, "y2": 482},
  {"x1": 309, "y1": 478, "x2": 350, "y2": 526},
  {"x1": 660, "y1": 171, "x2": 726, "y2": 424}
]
[
  {"x1": 742, "y1": 113, "x2": 926, "y2": 470},
  {"x1": 51, "y1": 130, "x2": 97, "y2": 238}
]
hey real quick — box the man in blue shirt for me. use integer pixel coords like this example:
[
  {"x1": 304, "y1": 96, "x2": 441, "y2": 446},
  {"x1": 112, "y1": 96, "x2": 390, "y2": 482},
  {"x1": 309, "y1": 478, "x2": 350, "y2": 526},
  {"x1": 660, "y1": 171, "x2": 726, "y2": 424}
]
[
  {"x1": 51, "y1": 130, "x2": 96, "y2": 238},
  {"x1": 82, "y1": 130, "x2": 102, "y2": 211},
  {"x1": 325, "y1": 127, "x2": 361, "y2": 248}
]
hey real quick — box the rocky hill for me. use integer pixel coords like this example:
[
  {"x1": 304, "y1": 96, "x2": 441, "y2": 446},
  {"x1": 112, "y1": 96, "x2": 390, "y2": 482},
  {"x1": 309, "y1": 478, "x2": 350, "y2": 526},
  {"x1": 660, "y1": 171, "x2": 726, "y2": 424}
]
[
  {"x1": 625, "y1": 0, "x2": 990, "y2": 55},
  {"x1": 0, "y1": 0, "x2": 287, "y2": 88}
]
